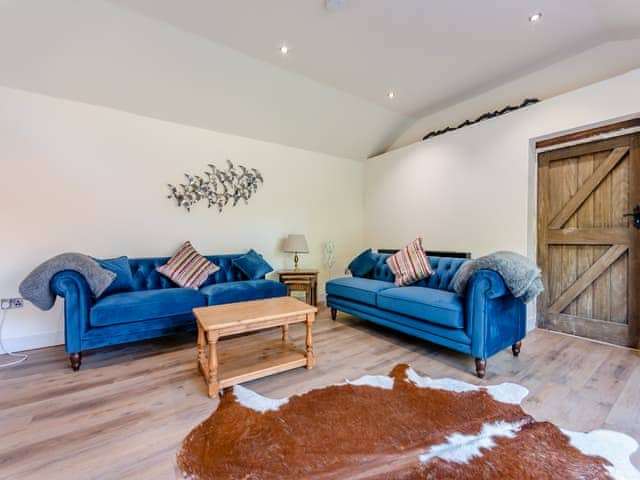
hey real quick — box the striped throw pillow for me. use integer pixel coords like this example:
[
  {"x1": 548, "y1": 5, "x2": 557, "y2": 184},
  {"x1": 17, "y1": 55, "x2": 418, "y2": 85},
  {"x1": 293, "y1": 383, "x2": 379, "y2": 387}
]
[
  {"x1": 386, "y1": 238, "x2": 433, "y2": 286},
  {"x1": 156, "y1": 241, "x2": 219, "y2": 289}
]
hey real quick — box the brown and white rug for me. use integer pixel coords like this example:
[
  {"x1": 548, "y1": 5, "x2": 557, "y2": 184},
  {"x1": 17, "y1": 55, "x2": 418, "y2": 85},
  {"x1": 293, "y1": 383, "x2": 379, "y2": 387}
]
[{"x1": 177, "y1": 364, "x2": 639, "y2": 479}]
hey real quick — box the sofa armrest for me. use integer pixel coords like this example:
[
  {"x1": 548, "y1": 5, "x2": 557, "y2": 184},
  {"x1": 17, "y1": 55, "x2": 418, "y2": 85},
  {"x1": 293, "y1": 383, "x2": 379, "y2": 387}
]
[
  {"x1": 466, "y1": 269, "x2": 508, "y2": 300},
  {"x1": 50, "y1": 271, "x2": 95, "y2": 353},
  {"x1": 464, "y1": 269, "x2": 526, "y2": 359}
]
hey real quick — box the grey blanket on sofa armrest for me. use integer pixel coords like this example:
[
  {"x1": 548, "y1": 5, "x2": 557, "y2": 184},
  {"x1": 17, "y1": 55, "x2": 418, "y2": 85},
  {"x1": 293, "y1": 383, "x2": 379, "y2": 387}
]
[
  {"x1": 452, "y1": 251, "x2": 543, "y2": 303},
  {"x1": 18, "y1": 253, "x2": 116, "y2": 311}
]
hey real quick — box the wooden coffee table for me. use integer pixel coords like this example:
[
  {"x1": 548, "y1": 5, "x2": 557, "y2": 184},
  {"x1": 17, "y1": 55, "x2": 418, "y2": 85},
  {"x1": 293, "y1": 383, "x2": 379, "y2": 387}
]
[{"x1": 193, "y1": 296, "x2": 317, "y2": 397}]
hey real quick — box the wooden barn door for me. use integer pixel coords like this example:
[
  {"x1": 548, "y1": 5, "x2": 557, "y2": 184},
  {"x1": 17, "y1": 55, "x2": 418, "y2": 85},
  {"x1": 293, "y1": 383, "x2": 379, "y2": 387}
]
[{"x1": 537, "y1": 133, "x2": 639, "y2": 347}]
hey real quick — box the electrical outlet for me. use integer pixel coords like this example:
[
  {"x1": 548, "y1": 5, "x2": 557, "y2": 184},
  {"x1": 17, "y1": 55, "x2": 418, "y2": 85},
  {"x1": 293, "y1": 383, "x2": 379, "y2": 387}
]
[{"x1": 1, "y1": 298, "x2": 24, "y2": 310}]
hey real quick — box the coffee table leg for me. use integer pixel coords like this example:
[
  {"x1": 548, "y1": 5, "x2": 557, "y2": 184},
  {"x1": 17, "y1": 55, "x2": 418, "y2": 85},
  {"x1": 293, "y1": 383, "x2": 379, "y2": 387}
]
[
  {"x1": 281, "y1": 324, "x2": 289, "y2": 342},
  {"x1": 197, "y1": 323, "x2": 205, "y2": 370},
  {"x1": 305, "y1": 312, "x2": 315, "y2": 369},
  {"x1": 207, "y1": 331, "x2": 220, "y2": 398}
]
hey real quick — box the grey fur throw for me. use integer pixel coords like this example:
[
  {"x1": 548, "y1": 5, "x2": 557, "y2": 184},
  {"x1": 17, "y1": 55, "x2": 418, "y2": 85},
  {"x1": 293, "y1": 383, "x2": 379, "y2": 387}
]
[
  {"x1": 453, "y1": 251, "x2": 543, "y2": 303},
  {"x1": 19, "y1": 253, "x2": 116, "y2": 311}
]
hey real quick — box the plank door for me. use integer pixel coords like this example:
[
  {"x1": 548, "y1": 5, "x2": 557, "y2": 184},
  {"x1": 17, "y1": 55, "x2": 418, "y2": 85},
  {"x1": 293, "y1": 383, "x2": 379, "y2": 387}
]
[{"x1": 537, "y1": 133, "x2": 639, "y2": 347}]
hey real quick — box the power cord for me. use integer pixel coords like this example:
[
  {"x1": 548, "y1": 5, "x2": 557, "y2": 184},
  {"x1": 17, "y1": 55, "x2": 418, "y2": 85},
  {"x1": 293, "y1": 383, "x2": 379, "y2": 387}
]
[{"x1": 0, "y1": 309, "x2": 28, "y2": 368}]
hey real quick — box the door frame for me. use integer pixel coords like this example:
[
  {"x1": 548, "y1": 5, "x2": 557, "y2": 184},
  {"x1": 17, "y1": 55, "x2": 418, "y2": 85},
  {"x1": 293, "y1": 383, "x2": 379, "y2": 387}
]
[
  {"x1": 526, "y1": 115, "x2": 640, "y2": 334},
  {"x1": 532, "y1": 130, "x2": 639, "y2": 347}
]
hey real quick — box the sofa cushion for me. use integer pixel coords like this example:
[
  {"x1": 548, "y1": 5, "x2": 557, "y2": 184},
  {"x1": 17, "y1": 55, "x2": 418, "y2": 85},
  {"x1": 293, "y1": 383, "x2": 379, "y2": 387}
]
[
  {"x1": 232, "y1": 250, "x2": 273, "y2": 280},
  {"x1": 90, "y1": 288, "x2": 207, "y2": 327},
  {"x1": 201, "y1": 280, "x2": 287, "y2": 306},
  {"x1": 326, "y1": 277, "x2": 396, "y2": 306},
  {"x1": 156, "y1": 241, "x2": 220, "y2": 289},
  {"x1": 386, "y1": 237, "x2": 434, "y2": 286},
  {"x1": 348, "y1": 249, "x2": 377, "y2": 277},
  {"x1": 94, "y1": 256, "x2": 134, "y2": 297},
  {"x1": 377, "y1": 287, "x2": 464, "y2": 329}
]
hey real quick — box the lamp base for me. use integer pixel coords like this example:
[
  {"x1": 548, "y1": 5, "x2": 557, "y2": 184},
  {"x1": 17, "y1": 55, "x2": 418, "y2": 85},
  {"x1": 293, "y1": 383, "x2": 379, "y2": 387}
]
[{"x1": 294, "y1": 253, "x2": 299, "y2": 269}]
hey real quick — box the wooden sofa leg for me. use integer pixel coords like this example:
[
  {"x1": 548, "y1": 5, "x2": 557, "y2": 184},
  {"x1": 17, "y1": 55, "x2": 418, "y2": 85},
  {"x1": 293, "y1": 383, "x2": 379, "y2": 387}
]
[
  {"x1": 475, "y1": 358, "x2": 486, "y2": 378},
  {"x1": 512, "y1": 341, "x2": 522, "y2": 357},
  {"x1": 69, "y1": 352, "x2": 82, "y2": 371},
  {"x1": 330, "y1": 308, "x2": 337, "y2": 321}
]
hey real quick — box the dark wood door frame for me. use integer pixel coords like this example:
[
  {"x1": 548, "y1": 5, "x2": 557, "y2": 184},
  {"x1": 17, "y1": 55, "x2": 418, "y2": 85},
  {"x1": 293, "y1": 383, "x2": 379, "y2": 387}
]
[{"x1": 535, "y1": 116, "x2": 640, "y2": 149}]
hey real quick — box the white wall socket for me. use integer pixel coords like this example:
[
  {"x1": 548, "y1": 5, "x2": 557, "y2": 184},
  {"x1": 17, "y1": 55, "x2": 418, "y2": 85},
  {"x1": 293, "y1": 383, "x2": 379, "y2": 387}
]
[{"x1": 1, "y1": 298, "x2": 24, "y2": 310}]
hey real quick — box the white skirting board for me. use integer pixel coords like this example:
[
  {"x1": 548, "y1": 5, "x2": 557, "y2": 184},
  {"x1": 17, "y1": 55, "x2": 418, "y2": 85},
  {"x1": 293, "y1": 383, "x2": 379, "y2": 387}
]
[{"x1": 3, "y1": 331, "x2": 64, "y2": 353}]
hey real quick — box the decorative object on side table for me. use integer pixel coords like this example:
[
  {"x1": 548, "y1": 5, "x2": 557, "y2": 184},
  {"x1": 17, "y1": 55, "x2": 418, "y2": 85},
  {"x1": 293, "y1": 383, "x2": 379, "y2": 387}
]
[
  {"x1": 282, "y1": 234, "x2": 309, "y2": 269},
  {"x1": 323, "y1": 241, "x2": 336, "y2": 274},
  {"x1": 278, "y1": 269, "x2": 318, "y2": 306},
  {"x1": 167, "y1": 159, "x2": 263, "y2": 213}
]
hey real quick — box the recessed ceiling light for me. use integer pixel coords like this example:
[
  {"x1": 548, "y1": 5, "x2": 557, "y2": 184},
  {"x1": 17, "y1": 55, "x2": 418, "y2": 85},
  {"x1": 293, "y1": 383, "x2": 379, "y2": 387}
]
[
  {"x1": 280, "y1": 45, "x2": 289, "y2": 55},
  {"x1": 387, "y1": 91, "x2": 395, "y2": 99},
  {"x1": 528, "y1": 12, "x2": 543, "y2": 23}
]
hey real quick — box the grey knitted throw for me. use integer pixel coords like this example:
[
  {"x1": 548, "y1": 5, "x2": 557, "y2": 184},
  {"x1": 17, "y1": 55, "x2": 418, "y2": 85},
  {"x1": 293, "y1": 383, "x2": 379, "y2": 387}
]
[
  {"x1": 453, "y1": 251, "x2": 543, "y2": 303},
  {"x1": 19, "y1": 253, "x2": 116, "y2": 311}
]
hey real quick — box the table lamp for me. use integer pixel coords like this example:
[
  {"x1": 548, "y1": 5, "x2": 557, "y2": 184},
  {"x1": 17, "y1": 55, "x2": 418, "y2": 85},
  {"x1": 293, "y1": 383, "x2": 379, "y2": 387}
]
[{"x1": 283, "y1": 234, "x2": 309, "y2": 269}]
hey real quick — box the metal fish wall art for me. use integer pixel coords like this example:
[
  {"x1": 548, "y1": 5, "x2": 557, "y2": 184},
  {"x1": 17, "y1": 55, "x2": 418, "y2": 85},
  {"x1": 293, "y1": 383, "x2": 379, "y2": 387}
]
[{"x1": 167, "y1": 160, "x2": 264, "y2": 213}]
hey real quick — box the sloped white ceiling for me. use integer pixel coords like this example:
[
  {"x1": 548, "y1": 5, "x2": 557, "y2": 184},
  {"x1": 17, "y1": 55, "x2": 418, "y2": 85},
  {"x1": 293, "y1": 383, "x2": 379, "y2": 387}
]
[
  {"x1": 110, "y1": 0, "x2": 640, "y2": 117},
  {"x1": 1, "y1": 0, "x2": 638, "y2": 158},
  {"x1": 0, "y1": 0, "x2": 409, "y2": 160},
  {"x1": 390, "y1": 38, "x2": 640, "y2": 149}
]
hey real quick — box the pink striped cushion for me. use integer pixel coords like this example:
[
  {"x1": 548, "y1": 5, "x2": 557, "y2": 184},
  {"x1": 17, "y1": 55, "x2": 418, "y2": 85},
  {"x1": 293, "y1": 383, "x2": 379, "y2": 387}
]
[
  {"x1": 156, "y1": 241, "x2": 219, "y2": 289},
  {"x1": 386, "y1": 238, "x2": 433, "y2": 286}
]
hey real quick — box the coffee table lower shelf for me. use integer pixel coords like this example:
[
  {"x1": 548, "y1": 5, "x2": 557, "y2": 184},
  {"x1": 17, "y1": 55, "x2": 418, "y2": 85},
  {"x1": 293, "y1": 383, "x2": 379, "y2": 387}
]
[{"x1": 198, "y1": 338, "x2": 308, "y2": 396}]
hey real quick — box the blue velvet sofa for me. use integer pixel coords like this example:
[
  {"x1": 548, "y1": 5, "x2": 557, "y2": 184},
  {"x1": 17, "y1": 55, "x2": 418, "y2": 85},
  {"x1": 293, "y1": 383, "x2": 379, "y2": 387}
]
[
  {"x1": 326, "y1": 253, "x2": 526, "y2": 378},
  {"x1": 51, "y1": 254, "x2": 287, "y2": 370}
]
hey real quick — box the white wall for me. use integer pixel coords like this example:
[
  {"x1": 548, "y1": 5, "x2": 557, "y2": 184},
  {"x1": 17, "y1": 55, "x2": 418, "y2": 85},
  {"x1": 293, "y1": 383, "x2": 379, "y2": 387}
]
[
  {"x1": 364, "y1": 68, "x2": 640, "y2": 329},
  {"x1": 0, "y1": 86, "x2": 364, "y2": 351}
]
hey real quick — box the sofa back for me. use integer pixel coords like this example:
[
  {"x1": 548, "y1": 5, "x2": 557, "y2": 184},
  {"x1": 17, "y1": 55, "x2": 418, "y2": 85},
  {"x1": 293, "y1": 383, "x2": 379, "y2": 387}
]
[
  {"x1": 364, "y1": 253, "x2": 467, "y2": 292},
  {"x1": 128, "y1": 254, "x2": 249, "y2": 291}
]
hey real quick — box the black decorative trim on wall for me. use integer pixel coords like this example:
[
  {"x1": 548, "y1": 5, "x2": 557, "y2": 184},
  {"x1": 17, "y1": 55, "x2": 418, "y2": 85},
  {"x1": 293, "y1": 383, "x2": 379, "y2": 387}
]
[{"x1": 422, "y1": 98, "x2": 540, "y2": 141}]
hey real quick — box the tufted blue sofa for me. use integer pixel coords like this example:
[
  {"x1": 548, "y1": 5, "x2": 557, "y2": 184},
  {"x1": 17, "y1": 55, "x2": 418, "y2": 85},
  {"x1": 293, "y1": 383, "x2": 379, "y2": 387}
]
[
  {"x1": 326, "y1": 253, "x2": 526, "y2": 378},
  {"x1": 51, "y1": 254, "x2": 287, "y2": 370}
]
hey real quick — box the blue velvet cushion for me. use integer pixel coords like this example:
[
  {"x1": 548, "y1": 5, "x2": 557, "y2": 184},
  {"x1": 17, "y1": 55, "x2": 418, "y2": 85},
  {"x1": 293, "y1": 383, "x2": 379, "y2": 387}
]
[
  {"x1": 377, "y1": 287, "x2": 464, "y2": 329},
  {"x1": 232, "y1": 250, "x2": 273, "y2": 280},
  {"x1": 326, "y1": 277, "x2": 396, "y2": 306},
  {"x1": 90, "y1": 288, "x2": 207, "y2": 327},
  {"x1": 201, "y1": 280, "x2": 286, "y2": 306},
  {"x1": 348, "y1": 249, "x2": 377, "y2": 277},
  {"x1": 329, "y1": 296, "x2": 471, "y2": 347},
  {"x1": 94, "y1": 256, "x2": 134, "y2": 297}
]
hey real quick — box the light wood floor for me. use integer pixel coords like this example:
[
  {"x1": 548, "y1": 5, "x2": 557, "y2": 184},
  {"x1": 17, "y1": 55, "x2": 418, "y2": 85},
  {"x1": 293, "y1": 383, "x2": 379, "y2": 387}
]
[{"x1": 1, "y1": 304, "x2": 639, "y2": 479}]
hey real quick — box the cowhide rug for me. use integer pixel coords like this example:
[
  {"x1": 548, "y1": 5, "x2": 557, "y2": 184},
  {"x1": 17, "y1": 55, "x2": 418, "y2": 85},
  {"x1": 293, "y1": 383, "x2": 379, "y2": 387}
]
[{"x1": 177, "y1": 364, "x2": 640, "y2": 479}]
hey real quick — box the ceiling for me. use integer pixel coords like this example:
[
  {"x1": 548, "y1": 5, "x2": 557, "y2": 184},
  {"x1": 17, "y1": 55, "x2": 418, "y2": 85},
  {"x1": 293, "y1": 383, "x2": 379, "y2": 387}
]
[
  {"x1": 1, "y1": 0, "x2": 638, "y2": 159},
  {"x1": 0, "y1": 0, "x2": 409, "y2": 160},
  {"x1": 109, "y1": 0, "x2": 640, "y2": 117}
]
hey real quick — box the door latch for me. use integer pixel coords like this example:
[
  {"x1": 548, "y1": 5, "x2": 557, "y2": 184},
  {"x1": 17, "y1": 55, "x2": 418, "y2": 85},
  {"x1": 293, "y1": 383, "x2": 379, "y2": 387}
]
[{"x1": 623, "y1": 205, "x2": 640, "y2": 229}]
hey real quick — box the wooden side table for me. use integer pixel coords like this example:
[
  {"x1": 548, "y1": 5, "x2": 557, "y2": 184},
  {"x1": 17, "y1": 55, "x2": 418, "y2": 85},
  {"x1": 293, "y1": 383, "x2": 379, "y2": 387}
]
[{"x1": 277, "y1": 269, "x2": 318, "y2": 306}]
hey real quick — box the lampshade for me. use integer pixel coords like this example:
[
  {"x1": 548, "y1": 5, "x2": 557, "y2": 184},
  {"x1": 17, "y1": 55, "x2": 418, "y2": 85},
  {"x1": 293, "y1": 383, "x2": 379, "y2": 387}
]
[{"x1": 283, "y1": 234, "x2": 309, "y2": 253}]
